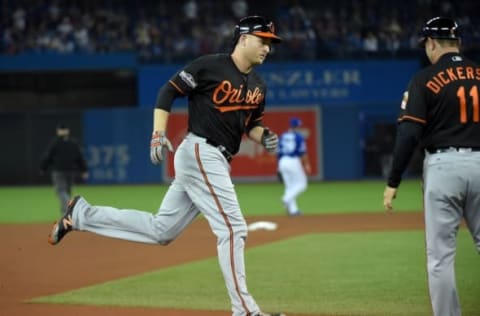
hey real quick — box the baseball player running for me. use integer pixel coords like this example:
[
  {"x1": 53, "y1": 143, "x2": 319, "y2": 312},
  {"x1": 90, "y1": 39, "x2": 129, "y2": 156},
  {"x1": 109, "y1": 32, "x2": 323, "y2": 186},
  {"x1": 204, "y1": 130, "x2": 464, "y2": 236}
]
[
  {"x1": 48, "y1": 15, "x2": 286, "y2": 316},
  {"x1": 383, "y1": 17, "x2": 480, "y2": 316},
  {"x1": 277, "y1": 117, "x2": 311, "y2": 216}
]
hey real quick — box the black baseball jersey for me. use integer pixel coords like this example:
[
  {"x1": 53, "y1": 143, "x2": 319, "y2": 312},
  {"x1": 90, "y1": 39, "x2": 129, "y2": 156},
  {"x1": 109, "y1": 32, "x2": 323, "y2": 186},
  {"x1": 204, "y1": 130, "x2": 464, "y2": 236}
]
[
  {"x1": 399, "y1": 52, "x2": 480, "y2": 149},
  {"x1": 388, "y1": 52, "x2": 480, "y2": 188},
  {"x1": 157, "y1": 53, "x2": 266, "y2": 155}
]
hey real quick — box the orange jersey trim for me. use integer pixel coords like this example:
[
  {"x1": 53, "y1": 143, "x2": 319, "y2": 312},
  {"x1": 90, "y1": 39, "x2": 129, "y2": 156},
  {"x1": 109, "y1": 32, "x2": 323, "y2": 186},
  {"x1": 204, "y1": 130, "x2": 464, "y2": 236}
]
[
  {"x1": 398, "y1": 115, "x2": 426, "y2": 124},
  {"x1": 214, "y1": 105, "x2": 259, "y2": 113},
  {"x1": 168, "y1": 80, "x2": 186, "y2": 95}
]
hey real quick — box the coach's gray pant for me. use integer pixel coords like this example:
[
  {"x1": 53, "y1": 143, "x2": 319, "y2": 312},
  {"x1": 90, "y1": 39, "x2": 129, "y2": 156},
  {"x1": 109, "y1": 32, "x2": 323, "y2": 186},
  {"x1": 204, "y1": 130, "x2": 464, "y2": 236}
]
[{"x1": 423, "y1": 150, "x2": 480, "y2": 316}]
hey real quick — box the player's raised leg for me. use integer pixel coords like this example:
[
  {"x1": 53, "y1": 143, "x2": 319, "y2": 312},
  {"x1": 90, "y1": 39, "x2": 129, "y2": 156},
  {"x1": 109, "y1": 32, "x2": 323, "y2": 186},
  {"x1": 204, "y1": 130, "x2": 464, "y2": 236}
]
[{"x1": 48, "y1": 180, "x2": 200, "y2": 245}]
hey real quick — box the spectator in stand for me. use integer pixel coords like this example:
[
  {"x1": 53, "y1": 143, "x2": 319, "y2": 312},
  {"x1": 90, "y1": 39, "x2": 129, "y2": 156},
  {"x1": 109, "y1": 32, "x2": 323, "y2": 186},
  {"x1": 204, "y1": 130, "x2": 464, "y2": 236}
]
[
  {"x1": 363, "y1": 31, "x2": 379, "y2": 55},
  {"x1": 231, "y1": 0, "x2": 248, "y2": 19},
  {"x1": 1, "y1": 0, "x2": 480, "y2": 61}
]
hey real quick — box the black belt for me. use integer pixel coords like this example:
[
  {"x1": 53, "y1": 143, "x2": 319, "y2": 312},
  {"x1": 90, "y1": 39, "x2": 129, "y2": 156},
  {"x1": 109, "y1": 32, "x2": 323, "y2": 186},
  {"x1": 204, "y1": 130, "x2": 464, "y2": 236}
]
[
  {"x1": 206, "y1": 138, "x2": 233, "y2": 163},
  {"x1": 427, "y1": 147, "x2": 480, "y2": 154}
]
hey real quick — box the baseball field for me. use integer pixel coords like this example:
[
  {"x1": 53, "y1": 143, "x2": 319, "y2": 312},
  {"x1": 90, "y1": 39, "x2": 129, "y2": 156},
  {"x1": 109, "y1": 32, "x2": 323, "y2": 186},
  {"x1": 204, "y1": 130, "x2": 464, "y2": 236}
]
[{"x1": 1, "y1": 180, "x2": 479, "y2": 316}]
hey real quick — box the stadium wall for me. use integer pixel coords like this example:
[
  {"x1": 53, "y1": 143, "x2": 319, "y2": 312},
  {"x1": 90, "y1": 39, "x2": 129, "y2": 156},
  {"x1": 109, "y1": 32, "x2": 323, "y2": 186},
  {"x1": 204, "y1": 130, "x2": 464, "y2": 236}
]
[{"x1": 0, "y1": 53, "x2": 421, "y2": 184}]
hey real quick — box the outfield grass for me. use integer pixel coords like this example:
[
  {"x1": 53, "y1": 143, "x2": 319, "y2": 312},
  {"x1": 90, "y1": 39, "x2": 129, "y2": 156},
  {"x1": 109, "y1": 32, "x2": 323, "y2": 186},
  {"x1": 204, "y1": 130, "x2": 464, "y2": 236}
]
[
  {"x1": 32, "y1": 229, "x2": 480, "y2": 316},
  {"x1": 0, "y1": 179, "x2": 423, "y2": 223},
  {"x1": 6, "y1": 180, "x2": 478, "y2": 315}
]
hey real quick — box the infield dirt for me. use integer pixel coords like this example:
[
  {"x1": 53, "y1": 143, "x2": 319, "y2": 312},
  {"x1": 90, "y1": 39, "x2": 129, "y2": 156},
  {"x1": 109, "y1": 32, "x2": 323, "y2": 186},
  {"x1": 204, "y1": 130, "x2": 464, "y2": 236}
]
[{"x1": 0, "y1": 212, "x2": 424, "y2": 316}]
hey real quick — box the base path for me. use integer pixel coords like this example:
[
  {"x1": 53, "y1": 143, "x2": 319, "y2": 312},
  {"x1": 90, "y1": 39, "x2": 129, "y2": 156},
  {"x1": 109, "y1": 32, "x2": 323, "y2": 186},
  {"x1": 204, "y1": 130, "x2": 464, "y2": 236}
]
[{"x1": 0, "y1": 212, "x2": 424, "y2": 316}]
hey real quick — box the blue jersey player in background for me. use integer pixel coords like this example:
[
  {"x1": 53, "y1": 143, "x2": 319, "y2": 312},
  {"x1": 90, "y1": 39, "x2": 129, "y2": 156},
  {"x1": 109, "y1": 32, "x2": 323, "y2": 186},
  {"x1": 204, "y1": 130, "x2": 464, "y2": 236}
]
[{"x1": 277, "y1": 117, "x2": 311, "y2": 216}]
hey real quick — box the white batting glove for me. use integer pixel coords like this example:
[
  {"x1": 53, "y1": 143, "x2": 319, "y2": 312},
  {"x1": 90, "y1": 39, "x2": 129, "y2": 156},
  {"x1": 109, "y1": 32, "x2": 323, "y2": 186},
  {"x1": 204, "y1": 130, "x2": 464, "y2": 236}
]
[
  {"x1": 150, "y1": 131, "x2": 173, "y2": 165},
  {"x1": 261, "y1": 128, "x2": 278, "y2": 153}
]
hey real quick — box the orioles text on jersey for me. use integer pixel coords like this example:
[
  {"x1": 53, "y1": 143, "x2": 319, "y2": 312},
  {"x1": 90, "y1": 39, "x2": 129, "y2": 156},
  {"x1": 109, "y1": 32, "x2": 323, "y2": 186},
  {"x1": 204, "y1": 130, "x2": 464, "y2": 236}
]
[{"x1": 212, "y1": 80, "x2": 264, "y2": 112}]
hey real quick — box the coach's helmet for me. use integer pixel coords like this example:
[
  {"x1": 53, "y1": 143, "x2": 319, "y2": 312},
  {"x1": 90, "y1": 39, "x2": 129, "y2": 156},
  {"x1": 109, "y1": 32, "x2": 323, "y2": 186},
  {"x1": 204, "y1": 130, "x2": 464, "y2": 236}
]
[
  {"x1": 233, "y1": 15, "x2": 282, "y2": 44},
  {"x1": 419, "y1": 17, "x2": 460, "y2": 43}
]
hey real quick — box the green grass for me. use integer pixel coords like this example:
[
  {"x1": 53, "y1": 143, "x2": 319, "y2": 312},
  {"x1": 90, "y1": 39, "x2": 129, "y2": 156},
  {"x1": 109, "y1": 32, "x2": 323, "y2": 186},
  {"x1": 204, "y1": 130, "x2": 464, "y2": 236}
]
[
  {"x1": 0, "y1": 179, "x2": 423, "y2": 223},
  {"x1": 6, "y1": 180, "x2": 476, "y2": 315},
  {"x1": 32, "y1": 229, "x2": 480, "y2": 316}
]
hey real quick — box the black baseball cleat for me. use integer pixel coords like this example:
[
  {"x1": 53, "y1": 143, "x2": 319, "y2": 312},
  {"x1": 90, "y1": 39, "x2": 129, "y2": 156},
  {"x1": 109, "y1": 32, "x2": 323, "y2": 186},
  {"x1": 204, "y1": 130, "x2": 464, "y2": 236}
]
[{"x1": 48, "y1": 196, "x2": 80, "y2": 245}]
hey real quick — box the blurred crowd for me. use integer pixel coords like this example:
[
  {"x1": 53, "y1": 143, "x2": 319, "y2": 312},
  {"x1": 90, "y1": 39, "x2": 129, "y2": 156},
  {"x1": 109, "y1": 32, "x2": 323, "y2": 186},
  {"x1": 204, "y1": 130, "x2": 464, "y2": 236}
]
[{"x1": 2, "y1": 0, "x2": 480, "y2": 62}]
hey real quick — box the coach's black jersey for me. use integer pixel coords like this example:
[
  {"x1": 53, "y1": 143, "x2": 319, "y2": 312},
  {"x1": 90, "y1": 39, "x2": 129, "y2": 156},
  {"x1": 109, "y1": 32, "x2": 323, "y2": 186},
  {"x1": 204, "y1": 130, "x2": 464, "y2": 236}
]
[
  {"x1": 167, "y1": 54, "x2": 266, "y2": 155},
  {"x1": 399, "y1": 52, "x2": 480, "y2": 149}
]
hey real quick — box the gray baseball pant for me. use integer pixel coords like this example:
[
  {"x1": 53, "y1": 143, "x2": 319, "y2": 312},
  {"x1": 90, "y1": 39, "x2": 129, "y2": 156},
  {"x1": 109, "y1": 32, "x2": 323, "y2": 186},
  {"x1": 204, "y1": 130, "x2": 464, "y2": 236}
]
[
  {"x1": 71, "y1": 133, "x2": 261, "y2": 316},
  {"x1": 423, "y1": 150, "x2": 480, "y2": 316}
]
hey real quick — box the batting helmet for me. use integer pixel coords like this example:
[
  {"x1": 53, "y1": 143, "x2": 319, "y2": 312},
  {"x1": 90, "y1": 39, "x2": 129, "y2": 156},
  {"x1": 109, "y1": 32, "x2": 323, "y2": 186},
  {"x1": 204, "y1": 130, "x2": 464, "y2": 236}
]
[
  {"x1": 419, "y1": 17, "x2": 460, "y2": 43},
  {"x1": 233, "y1": 15, "x2": 282, "y2": 44}
]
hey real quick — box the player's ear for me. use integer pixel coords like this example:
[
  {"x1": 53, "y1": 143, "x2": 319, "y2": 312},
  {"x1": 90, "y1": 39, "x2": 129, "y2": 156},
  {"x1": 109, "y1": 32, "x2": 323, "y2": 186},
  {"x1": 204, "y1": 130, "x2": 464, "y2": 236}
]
[
  {"x1": 238, "y1": 34, "x2": 247, "y2": 47},
  {"x1": 424, "y1": 37, "x2": 433, "y2": 51}
]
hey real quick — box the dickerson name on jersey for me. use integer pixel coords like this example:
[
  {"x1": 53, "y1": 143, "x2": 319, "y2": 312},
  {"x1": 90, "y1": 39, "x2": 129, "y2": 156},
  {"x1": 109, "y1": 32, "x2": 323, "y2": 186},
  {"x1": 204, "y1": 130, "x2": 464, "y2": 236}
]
[{"x1": 427, "y1": 66, "x2": 480, "y2": 94}]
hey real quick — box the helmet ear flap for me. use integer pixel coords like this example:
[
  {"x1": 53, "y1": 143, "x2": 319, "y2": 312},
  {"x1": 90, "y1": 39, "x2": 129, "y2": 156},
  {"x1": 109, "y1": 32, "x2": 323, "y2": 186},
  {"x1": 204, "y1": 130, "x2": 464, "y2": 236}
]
[{"x1": 233, "y1": 26, "x2": 240, "y2": 46}]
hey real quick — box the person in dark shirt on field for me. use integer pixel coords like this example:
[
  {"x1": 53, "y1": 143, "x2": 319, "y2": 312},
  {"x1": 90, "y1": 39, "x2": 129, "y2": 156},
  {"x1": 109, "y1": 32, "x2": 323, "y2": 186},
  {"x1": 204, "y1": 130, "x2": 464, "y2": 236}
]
[{"x1": 40, "y1": 124, "x2": 88, "y2": 215}]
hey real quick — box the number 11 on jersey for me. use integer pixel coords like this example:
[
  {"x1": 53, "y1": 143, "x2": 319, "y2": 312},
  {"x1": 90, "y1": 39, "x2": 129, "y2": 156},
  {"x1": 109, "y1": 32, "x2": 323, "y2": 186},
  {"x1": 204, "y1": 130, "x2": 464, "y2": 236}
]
[{"x1": 457, "y1": 85, "x2": 479, "y2": 123}]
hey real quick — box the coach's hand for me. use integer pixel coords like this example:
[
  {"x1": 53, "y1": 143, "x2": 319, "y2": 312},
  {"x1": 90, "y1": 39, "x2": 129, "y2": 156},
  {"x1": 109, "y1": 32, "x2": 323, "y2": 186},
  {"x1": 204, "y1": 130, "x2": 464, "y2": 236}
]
[
  {"x1": 150, "y1": 131, "x2": 173, "y2": 165},
  {"x1": 261, "y1": 128, "x2": 278, "y2": 153},
  {"x1": 383, "y1": 186, "x2": 397, "y2": 213}
]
